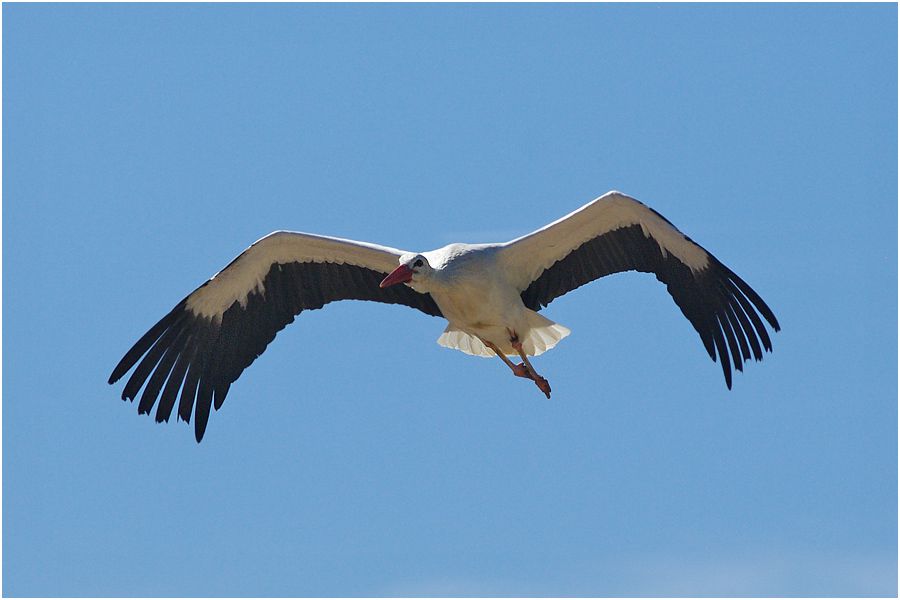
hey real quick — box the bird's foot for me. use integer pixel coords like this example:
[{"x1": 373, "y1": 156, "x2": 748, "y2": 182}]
[
  {"x1": 532, "y1": 374, "x2": 552, "y2": 399},
  {"x1": 512, "y1": 362, "x2": 552, "y2": 398}
]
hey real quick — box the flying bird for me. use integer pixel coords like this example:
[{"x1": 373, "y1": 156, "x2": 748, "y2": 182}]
[{"x1": 109, "y1": 191, "x2": 780, "y2": 441}]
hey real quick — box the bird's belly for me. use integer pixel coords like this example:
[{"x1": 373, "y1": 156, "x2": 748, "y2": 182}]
[
  {"x1": 432, "y1": 284, "x2": 525, "y2": 342},
  {"x1": 440, "y1": 302, "x2": 506, "y2": 333}
]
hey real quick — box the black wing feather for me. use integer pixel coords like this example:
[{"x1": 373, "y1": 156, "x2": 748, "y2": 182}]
[
  {"x1": 520, "y1": 224, "x2": 780, "y2": 388},
  {"x1": 156, "y1": 339, "x2": 194, "y2": 423},
  {"x1": 110, "y1": 261, "x2": 442, "y2": 442}
]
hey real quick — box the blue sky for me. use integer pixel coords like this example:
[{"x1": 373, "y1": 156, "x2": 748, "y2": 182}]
[{"x1": 3, "y1": 3, "x2": 896, "y2": 597}]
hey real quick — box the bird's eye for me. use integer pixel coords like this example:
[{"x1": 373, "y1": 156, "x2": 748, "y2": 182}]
[{"x1": 414, "y1": 259, "x2": 423, "y2": 268}]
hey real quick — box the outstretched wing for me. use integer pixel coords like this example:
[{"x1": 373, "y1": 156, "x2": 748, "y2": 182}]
[
  {"x1": 498, "y1": 191, "x2": 780, "y2": 388},
  {"x1": 108, "y1": 231, "x2": 442, "y2": 442}
]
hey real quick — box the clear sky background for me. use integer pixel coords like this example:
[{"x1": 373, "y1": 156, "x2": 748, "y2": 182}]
[{"x1": 4, "y1": 3, "x2": 897, "y2": 597}]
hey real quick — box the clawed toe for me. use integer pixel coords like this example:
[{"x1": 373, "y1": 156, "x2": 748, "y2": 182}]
[
  {"x1": 484, "y1": 338, "x2": 552, "y2": 399},
  {"x1": 533, "y1": 376, "x2": 552, "y2": 399},
  {"x1": 515, "y1": 363, "x2": 552, "y2": 398}
]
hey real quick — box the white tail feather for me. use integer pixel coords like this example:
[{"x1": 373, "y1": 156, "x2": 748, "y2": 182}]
[
  {"x1": 436, "y1": 328, "x2": 493, "y2": 356},
  {"x1": 436, "y1": 311, "x2": 571, "y2": 357},
  {"x1": 519, "y1": 311, "x2": 571, "y2": 356}
]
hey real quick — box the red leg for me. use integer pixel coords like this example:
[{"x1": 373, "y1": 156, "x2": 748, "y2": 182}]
[
  {"x1": 508, "y1": 330, "x2": 552, "y2": 399},
  {"x1": 484, "y1": 341, "x2": 535, "y2": 381}
]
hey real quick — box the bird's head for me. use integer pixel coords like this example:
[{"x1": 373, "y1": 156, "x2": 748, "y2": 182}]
[{"x1": 379, "y1": 254, "x2": 433, "y2": 291}]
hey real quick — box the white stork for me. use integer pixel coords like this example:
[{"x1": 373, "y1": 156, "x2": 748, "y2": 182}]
[{"x1": 109, "y1": 191, "x2": 780, "y2": 441}]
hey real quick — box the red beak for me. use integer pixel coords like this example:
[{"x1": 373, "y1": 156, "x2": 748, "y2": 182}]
[{"x1": 379, "y1": 264, "x2": 414, "y2": 288}]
